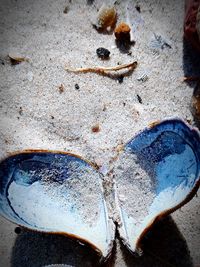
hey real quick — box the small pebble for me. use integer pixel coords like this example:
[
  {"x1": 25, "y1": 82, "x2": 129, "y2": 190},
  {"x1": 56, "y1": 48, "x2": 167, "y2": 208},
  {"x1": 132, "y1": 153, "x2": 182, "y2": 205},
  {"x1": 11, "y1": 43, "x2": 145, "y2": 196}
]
[
  {"x1": 117, "y1": 75, "x2": 124, "y2": 83},
  {"x1": 58, "y1": 84, "x2": 64, "y2": 93},
  {"x1": 96, "y1": 47, "x2": 110, "y2": 59},
  {"x1": 75, "y1": 83, "x2": 80, "y2": 90},
  {"x1": 63, "y1": 6, "x2": 69, "y2": 14},
  {"x1": 135, "y1": 5, "x2": 141, "y2": 13},
  {"x1": 91, "y1": 124, "x2": 100, "y2": 133},
  {"x1": 14, "y1": 227, "x2": 22, "y2": 234},
  {"x1": 19, "y1": 107, "x2": 23, "y2": 115}
]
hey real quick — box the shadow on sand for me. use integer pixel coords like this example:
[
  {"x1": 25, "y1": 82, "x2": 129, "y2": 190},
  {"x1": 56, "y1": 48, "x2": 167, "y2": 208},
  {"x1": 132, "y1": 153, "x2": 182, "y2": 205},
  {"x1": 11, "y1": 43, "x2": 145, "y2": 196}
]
[
  {"x1": 183, "y1": 39, "x2": 200, "y2": 127},
  {"x1": 11, "y1": 216, "x2": 193, "y2": 267}
]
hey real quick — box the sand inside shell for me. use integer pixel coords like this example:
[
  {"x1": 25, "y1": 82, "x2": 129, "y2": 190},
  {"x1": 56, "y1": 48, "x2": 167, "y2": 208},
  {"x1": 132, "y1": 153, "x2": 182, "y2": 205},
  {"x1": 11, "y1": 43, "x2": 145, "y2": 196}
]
[
  {"x1": 7, "y1": 159, "x2": 104, "y2": 228},
  {"x1": 113, "y1": 151, "x2": 156, "y2": 227}
]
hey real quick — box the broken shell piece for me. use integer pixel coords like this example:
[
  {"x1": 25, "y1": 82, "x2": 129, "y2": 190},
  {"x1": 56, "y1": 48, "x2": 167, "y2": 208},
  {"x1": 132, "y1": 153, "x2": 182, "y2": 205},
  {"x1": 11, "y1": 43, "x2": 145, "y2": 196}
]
[
  {"x1": 137, "y1": 73, "x2": 149, "y2": 82},
  {"x1": 149, "y1": 33, "x2": 172, "y2": 53},
  {"x1": 8, "y1": 53, "x2": 29, "y2": 65},
  {"x1": 93, "y1": 4, "x2": 117, "y2": 32}
]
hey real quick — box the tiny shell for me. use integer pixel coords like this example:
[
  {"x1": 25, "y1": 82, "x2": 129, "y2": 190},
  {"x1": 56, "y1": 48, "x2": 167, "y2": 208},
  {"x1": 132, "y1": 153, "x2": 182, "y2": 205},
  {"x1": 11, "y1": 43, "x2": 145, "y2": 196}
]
[
  {"x1": 8, "y1": 53, "x2": 29, "y2": 65},
  {"x1": 93, "y1": 4, "x2": 117, "y2": 32}
]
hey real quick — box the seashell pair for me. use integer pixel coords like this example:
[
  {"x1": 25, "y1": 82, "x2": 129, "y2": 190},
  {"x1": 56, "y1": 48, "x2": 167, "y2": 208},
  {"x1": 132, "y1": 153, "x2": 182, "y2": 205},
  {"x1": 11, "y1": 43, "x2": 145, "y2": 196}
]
[{"x1": 0, "y1": 119, "x2": 199, "y2": 261}]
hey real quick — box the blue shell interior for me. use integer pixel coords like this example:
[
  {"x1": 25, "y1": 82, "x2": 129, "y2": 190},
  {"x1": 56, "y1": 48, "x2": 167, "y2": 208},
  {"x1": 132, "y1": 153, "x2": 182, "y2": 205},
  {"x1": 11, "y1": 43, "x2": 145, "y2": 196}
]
[
  {"x1": 0, "y1": 152, "x2": 115, "y2": 257},
  {"x1": 0, "y1": 119, "x2": 200, "y2": 257},
  {"x1": 0, "y1": 152, "x2": 91, "y2": 225},
  {"x1": 126, "y1": 119, "x2": 200, "y2": 195},
  {"x1": 114, "y1": 119, "x2": 200, "y2": 253}
]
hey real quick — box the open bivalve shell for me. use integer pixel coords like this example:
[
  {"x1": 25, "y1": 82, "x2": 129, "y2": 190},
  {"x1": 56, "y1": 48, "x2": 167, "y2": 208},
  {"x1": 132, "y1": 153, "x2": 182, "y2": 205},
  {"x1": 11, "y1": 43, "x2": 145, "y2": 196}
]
[{"x1": 0, "y1": 119, "x2": 199, "y2": 260}]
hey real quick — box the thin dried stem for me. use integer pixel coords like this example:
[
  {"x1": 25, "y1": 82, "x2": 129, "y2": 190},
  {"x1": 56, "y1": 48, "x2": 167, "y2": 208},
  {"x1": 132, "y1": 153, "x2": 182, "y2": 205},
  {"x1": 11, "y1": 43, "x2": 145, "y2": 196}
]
[{"x1": 65, "y1": 61, "x2": 137, "y2": 74}]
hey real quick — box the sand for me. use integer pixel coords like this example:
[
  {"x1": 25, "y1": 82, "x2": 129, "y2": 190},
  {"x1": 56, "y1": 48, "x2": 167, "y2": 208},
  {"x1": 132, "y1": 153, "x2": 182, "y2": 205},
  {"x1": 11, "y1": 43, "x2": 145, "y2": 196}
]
[{"x1": 0, "y1": 0, "x2": 199, "y2": 266}]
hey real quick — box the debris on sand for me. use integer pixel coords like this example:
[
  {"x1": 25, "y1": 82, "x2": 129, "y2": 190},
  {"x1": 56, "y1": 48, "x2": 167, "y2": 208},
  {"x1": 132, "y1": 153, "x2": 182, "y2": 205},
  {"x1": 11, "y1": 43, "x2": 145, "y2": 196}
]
[
  {"x1": 58, "y1": 84, "x2": 64, "y2": 93},
  {"x1": 96, "y1": 47, "x2": 110, "y2": 60},
  {"x1": 137, "y1": 73, "x2": 149, "y2": 82},
  {"x1": 65, "y1": 61, "x2": 137, "y2": 76},
  {"x1": 63, "y1": 6, "x2": 69, "y2": 14},
  {"x1": 75, "y1": 83, "x2": 80, "y2": 90},
  {"x1": 8, "y1": 53, "x2": 29, "y2": 65},
  {"x1": 91, "y1": 124, "x2": 100, "y2": 133},
  {"x1": 92, "y1": 4, "x2": 117, "y2": 32},
  {"x1": 149, "y1": 33, "x2": 172, "y2": 53},
  {"x1": 115, "y1": 22, "x2": 131, "y2": 43},
  {"x1": 114, "y1": 22, "x2": 133, "y2": 53}
]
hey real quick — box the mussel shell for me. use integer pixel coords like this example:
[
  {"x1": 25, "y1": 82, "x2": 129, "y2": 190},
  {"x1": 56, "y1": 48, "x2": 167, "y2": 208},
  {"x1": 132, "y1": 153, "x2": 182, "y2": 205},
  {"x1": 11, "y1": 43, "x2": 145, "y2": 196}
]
[
  {"x1": 0, "y1": 151, "x2": 115, "y2": 259},
  {"x1": 0, "y1": 119, "x2": 199, "y2": 258},
  {"x1": 114, "y1": 119, "x2": 200, "y2": 253}
]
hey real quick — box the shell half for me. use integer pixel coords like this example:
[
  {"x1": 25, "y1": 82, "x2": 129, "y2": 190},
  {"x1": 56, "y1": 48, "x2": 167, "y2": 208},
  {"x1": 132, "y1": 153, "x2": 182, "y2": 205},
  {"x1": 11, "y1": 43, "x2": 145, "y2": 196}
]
[
  {"x1": 114, "y1": 119, "x2": 200, "y2": 253},
  {"x1": 0, "y1": 151, "x2": 115, "y2": 259}
]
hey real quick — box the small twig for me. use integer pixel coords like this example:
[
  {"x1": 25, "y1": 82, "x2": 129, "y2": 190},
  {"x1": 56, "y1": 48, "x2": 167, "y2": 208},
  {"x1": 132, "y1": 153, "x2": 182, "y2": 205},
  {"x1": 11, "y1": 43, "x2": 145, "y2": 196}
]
[{"x1": 65, "y1": 61, "x2": 138, "y2": 75}]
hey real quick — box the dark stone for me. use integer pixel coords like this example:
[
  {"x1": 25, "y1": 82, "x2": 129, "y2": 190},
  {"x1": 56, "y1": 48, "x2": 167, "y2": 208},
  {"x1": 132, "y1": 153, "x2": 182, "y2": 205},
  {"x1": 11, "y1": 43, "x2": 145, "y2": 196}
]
[
  {"x1": 96, "y1": 47, "x2": 110, "y2": 59},
  {"x1": 75, "y1": 84, "x2": 80, "y2": 90}
]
